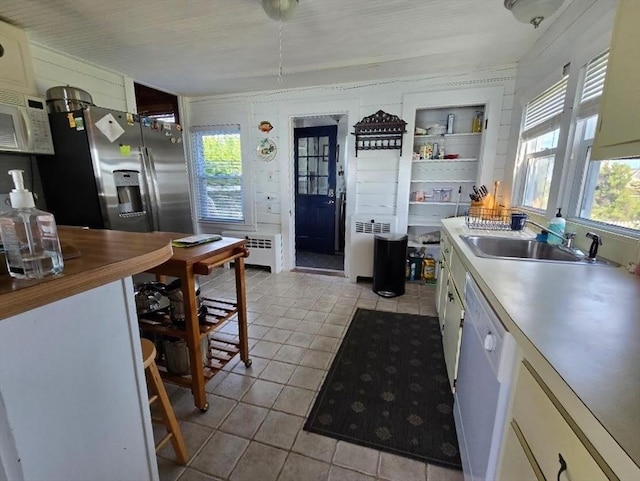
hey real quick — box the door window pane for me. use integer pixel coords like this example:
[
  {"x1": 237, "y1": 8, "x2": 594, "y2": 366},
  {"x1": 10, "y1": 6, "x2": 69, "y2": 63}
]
[
  {"x1": 319, "y1": 156, "x2": 329, "y2": 176},
  {"x1": 308, "y1": 157, "x2": 318, "y2": 176},
  {"x1": 298, "y1": 177, "x2": 307, "y2": 194},
  {"x1": 309, "y1": 137, "x2": 319, "y2": 156},
  {"x1": 298, "y1": 157, "x2": 308, "y2": 176},
  {"x1": 318, "y1": 177, "x2": 328, "y2": 195},
  {"x1": 298, "y1": 138, "x2": 307, "y2": 155}
]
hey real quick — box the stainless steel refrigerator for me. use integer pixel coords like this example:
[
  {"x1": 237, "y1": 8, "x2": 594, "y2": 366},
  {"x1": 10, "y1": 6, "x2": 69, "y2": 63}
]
[{"x1": 37, "y1": 106, "x2": 193, "y2": 233}]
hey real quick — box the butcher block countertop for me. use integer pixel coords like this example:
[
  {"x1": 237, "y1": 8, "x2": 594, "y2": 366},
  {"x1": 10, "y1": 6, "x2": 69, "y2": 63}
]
[{"x1": 0, "y1": 227, "x2": 173, "y2": 321}]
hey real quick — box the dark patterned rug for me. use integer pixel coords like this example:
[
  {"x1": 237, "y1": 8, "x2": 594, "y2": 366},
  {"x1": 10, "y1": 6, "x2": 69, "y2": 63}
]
[{"x1": 304, "y1": 308, "x2": 462, "y2": 470}]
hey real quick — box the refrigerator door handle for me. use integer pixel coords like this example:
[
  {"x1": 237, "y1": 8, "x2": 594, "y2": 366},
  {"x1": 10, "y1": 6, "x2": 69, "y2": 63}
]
[{"x1": 141, "y1": 147, "x2": 162, "y2": 231}]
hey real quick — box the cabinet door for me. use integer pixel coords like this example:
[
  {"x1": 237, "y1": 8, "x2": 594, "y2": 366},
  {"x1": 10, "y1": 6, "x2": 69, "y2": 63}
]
[
  {"x1": 591, "y1": 0, "x2": 640, "y2": 160},
  {"x1": 498, "y1": 421, "x2": 543, "y2": 481},
  {"x1": 435, "y1": 234, "x2": 450, "y2": 319},
  {"x1": 436, "y1": 268, "x2": 449, "y2": 330},
  {"x1": 442, "y1": 285, "x2": 463, "y2": 390},
  {"x1": 511, "y1": 363, "x2": 609, "y2": 481},
  {"x1": 0, "y1": 21, "x2": 37, "y2": 95}
]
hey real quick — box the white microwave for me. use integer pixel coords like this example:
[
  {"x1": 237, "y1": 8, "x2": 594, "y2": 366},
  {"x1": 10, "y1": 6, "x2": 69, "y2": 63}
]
[{"x1": 0, "y1": 90, "x2": 54, "y2": 155}]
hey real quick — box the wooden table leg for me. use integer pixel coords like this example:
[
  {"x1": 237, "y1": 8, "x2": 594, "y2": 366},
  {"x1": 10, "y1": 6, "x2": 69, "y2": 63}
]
[
  {"x1": 234, "y1": 256, "x2": 251, "y2": 367},
  {"x1": 181, "y1": 269, "x2": 209, "y2": 412},
  {"x1": 155, "y1": 274, "x2": 168, "y2": 284}
]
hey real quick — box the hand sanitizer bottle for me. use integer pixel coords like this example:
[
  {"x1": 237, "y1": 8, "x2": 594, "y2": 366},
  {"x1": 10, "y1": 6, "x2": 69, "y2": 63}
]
[{"x1": 0, "y1": 170, "x2": 64, "y2": 279}]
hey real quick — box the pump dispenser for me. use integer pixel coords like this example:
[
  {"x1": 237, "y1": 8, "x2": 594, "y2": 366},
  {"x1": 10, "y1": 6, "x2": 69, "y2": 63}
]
[
  {"x1": 547, "y1": 208, "x2": 566, "y2": 245},
  {"x1": 0, "y1": 170, "x2": 63, "y2": 279}
]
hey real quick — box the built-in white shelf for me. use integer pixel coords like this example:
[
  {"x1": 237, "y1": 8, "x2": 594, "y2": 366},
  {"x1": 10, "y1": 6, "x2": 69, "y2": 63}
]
[
  {"x1": 407, "y1": 215, "x2": 445, "y2": 226},
  {"x1": 409, "y1": 201, "x2": 470, "y2": 206},
  {"x1": 414, "y1": 132, "x2": 482, "y2": 139},
  {"x1": 411, "y1": 179, "x2": 476, "y2": 183},
  {"x1": 408, "y1": 240, "x2": 442, "y2": 249},
  {"x1": 412, "y1": 158, "x2": 478, "y2": 163}
]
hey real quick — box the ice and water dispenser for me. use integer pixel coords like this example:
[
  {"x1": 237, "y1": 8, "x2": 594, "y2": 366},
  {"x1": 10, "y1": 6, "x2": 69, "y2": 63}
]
[{"x1": 114, "y1": 170, "x2": 144, "y2": 214}]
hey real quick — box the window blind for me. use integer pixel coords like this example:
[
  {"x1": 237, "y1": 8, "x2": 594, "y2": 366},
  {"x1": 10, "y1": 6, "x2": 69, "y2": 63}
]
[
  {"x1": 577, "y1": 51, "x2": 609, "y2": 119},
  {"x1": 190, "y1": 125, "x2": 243, "y2": 222},
  {"x1": 521, "y1": 77, "x2": 568, "y2": 141}
]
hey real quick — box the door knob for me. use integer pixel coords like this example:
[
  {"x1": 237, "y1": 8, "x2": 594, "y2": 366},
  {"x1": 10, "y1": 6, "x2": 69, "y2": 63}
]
[{"x1": 327, "y1": 200, "x2": 335, "y2": 204}]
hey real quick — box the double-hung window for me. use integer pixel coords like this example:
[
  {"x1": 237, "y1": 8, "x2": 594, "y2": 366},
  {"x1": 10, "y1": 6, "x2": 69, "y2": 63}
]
[
  {"x1": 191, "y1": 125, "x2": 244, "y2": 223},
  {"x1": 572, "y1": 52, "x2": 640, "y2": 231},
  {"x1": 516, "y1": 77, "x2": 568, "y2": 210}
]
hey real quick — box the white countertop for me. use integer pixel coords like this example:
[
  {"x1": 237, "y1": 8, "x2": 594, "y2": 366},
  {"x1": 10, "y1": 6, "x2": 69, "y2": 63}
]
[{"x1": 441, "y1": 218, "x2": 640, "y2": 472}]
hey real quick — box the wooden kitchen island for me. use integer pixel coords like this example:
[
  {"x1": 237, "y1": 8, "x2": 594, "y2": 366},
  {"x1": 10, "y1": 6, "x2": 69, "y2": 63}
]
[
  {"x1": 0, "y1": 227, "x2": 173, "y2": 481},
  {"x1": 143, "y1": 233, "x2": 251, "y2": 412}
]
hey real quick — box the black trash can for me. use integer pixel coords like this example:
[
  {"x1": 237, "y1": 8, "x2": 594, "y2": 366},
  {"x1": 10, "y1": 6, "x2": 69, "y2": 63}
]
[{"x1": 372, "y1": 233, "x2": 408, "y2": 298}]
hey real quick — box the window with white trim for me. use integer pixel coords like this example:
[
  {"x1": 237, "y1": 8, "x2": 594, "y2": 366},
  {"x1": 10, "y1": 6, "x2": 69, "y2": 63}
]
[
  {"x1": 571, "y1": 52, "x2": 640, "y2": 231},
  {"x1": 516, "y1": 77, "x2": 567, "y2": 210},
  {"x1": 191, "y1": 125, "x2": 244, "y2": 223}
]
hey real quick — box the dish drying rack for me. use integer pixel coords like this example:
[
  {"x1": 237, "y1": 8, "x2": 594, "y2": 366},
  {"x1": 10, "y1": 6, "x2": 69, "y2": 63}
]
[{"x1": 465, "y1": 206, "x2": 512, "y2": 230}]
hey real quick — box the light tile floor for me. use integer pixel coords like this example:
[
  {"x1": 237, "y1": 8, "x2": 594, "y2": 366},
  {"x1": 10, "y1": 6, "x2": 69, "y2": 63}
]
[{"x1": 155, "y1": 268, "x2": 463, "y2": 481}]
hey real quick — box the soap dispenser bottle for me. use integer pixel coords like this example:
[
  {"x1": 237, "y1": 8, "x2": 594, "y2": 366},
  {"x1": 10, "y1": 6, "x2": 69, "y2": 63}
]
[
  {"x1": 0, "y1": 170, "x2": 64, "y2": 279},
  {"x1": 548, "y1": 208, "x2": 566, "y2": 245}
]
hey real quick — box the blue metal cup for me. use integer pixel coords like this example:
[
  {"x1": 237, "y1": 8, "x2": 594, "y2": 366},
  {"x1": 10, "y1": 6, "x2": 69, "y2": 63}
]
[{"x1": 510, "y1": 213, "x2": 527, "y2": 231}]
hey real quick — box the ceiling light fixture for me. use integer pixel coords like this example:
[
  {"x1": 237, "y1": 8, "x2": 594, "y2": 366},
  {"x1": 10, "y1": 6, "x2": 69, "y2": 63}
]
[
  {"x1": 261, "y1": 0, "x2": 299, "y2": 84},
  {"x1": 504, "y1": 0, "x2": 563, "y2": 28},
  {"x1": 262, "y1": 0, "x2": 299, "y2": 22}
]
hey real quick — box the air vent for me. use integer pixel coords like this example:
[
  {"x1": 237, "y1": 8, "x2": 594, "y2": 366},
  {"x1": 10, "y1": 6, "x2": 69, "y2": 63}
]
[
  {"x1": 245, "y1": 237, "x2": 272, "y2": 249},
  {"x1": 355, "y1": 221, "x2": 392, "y2": 235},
  {"x1": 221, "y1": 231, "x2": 282, "y2": 273},
  {"x1": 0, "y1": 89, "x2": 24, "y2": 106},
  {"x1": 349, "y1": 216, "x2": 398, "y2": 281}
]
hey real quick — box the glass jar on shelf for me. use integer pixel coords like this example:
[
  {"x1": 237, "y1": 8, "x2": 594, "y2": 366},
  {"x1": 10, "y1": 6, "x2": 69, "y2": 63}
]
[{"x1": 472, "y1": 111, "x2": 484, "y2": 133}]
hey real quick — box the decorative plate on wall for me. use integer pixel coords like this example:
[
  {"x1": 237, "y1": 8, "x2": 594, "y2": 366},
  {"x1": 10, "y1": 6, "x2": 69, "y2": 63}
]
[{"x1": 257, "y1": 138, "x2": 277, "y2": 161}]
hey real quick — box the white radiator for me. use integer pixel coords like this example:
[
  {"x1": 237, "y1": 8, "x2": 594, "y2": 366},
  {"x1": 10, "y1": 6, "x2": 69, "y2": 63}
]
[
  {"x1": 349, "y1": 216, "x2": 398, "y2": 282},
  {"x1": 221, "y1": 231, "x2": 283, "y2": 273}
]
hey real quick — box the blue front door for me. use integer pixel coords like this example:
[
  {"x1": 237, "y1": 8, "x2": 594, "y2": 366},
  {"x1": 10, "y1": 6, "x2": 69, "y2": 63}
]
[{"x1": 294, "y1": 126, "x2": 337, "y2": 255}]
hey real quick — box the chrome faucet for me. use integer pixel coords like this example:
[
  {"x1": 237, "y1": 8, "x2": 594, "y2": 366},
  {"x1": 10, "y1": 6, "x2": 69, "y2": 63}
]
[
  {"x1": 585, "y1": 232, "x2": 603, "y2": 261},
  {"x1": 525, "y1": 219, "x2": 566, "y2": 244}
]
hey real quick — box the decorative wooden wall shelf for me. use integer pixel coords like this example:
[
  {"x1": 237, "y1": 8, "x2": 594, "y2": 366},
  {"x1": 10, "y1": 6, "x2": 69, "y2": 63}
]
[{"x1": 352, "y1": 110, "x2": 407, "y2": 157}]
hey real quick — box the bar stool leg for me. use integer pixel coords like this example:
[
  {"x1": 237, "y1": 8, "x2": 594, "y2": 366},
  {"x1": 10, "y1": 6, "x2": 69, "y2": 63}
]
[{"x1": 143, "y1": 340, "x2": 188, "y2": 465}]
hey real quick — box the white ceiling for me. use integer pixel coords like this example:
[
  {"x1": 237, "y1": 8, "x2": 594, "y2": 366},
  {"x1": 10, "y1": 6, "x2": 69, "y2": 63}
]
[{"x1": 0, "y1": 0, "x2": 570, "y2": 96}]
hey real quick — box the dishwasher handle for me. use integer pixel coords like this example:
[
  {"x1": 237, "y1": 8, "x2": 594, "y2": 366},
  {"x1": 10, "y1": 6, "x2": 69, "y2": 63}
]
[{"x1": 483, "y1": 332, "x2": 496, "y2": 352}]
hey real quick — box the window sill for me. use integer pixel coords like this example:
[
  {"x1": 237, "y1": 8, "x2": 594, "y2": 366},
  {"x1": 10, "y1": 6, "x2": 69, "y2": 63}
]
[
  {"x1": 567, "y1": 218, "x2": 640, "y2": 241},
  {"x1": 198, "y1": 220, "x2": 255, "y2": 233}
]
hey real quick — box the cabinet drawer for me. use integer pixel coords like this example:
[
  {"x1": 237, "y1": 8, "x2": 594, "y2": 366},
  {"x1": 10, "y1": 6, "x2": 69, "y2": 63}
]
[{"x1": 512, "y1": 362, "x2": 610, "y2": 481}]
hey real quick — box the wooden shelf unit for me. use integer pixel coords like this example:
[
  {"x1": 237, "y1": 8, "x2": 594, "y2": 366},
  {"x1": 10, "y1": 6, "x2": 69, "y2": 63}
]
[{"x1": 138, "y1": 296, "x2": 241, "y2": 385}]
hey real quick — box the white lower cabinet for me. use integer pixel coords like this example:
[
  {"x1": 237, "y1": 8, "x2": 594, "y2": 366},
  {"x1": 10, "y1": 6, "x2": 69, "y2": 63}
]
[
  {"x1": 436, "y1": 260, "x2": 449, "y2": 322},
  {"x1": 436, "y1": 232, "x2": 465, "y2": 391},
  {"x1": 498, "y1": 421, "x2": 543, "y2": 481},
  {"x1": 499, "y1": 361, "x2": 610, "y2": 481},
  {"x1": 442, "y1": 283, "x2": 463, "y2": 391}
]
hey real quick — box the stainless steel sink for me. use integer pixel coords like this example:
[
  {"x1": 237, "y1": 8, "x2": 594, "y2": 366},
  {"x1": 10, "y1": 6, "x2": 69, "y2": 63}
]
[{"x1": 459, "y1": 235, "x2": 617, "y2": 266}]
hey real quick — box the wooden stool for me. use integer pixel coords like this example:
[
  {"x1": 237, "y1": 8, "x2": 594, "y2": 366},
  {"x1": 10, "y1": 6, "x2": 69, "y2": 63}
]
[{"x1": 141, "y1": 339, "x2": 188, "y2": 465}]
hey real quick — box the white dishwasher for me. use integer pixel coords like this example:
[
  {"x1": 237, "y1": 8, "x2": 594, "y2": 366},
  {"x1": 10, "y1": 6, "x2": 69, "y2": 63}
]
[{"x1": 454, "y1": 274, "x2": 518, "y2": 481}]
